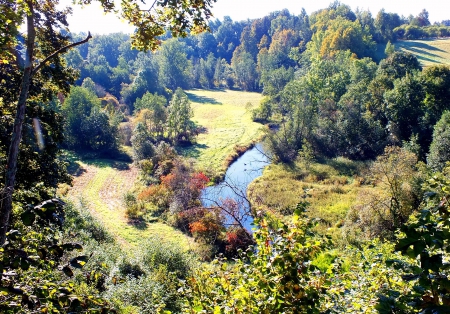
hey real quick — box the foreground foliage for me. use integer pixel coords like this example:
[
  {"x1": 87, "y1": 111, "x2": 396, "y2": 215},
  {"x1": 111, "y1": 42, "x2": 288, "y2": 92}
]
[
  {"x1": 183, "y1": 203, "x2": 328, "y2": 313},
  {"x1": 384, "y1": 169, "x2": 450, "y2": 312},
  {"x1": 0, "y1": 199, "x2": 111, "y2": 313}
]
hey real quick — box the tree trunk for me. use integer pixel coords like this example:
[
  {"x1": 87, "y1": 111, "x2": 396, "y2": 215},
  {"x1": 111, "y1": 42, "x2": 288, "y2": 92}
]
[
  {"x1": 0, "y1": 2, "x2": 91, "y2": 245},
  {"x1": 0, "y1": 3, "x2": 36, "y2": 246}
]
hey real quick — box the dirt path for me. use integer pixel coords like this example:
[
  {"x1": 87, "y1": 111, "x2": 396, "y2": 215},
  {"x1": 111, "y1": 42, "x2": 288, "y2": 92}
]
[{"x1": 66, "y1": 159, "x2": 196, "y2": 250}]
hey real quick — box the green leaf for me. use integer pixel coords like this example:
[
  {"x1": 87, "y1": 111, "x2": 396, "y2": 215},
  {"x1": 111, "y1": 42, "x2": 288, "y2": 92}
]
[
  {"x1": 395, "y1": 236, "x2": 419, "y2": 253},
  {"x1": 62, "y1": 243, "x2": 83, "y2": 251},
  {"x1": 49, "y1": 245, "x2": 64, "y2": 258}
]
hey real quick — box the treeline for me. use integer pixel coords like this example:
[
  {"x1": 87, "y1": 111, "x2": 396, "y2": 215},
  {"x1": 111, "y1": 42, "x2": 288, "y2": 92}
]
[
  {"x1": 262, "y1": 49, "x2": 450, "y2": 165},
  {"x1": 65, "y1": 2, "x2": 450, "y2": 105},
  {"x1": 4, "y1": 0, "x2": 450, "y2": 312}
]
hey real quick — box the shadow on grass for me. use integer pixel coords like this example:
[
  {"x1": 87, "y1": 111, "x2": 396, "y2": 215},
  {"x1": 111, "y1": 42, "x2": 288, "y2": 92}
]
[
  {"x1": 127, "y1": 219, "x2": 148, "y2": 230},
  {"x1": 82, "y1": 158, "x2": 131, "y2": 171},
  {"x1": 326, "y1": 158, "x2": 367, "y2": 177},
  {"x1": 416, "y1": 56, "x2": 442, "y2": 65},
  {"x1": 399, "y1": 41, "x2": 445, "y2": 52},
  {"x1": 178, "y1": 143, "x2": 209, "y2": 159},
  {"x1": 186, "y1": 92, "x2": 222, "y2": 105},
  {"x1": 402, "y1": 46, "x2": 442, "y2": 59},
  {"x1": 65, "y1": 149, "x2": 133, "y2": 171}
]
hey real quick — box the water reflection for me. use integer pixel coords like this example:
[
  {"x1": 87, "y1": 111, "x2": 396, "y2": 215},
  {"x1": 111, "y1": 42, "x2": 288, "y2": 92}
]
[{"x1": 201, "y1": 144, "x2": 269, "y2": 232}]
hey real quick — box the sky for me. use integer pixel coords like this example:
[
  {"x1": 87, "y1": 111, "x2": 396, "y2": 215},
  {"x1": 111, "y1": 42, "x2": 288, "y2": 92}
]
[{"x1": 63, "y1": 0, "x2": 450, "y2": 35}]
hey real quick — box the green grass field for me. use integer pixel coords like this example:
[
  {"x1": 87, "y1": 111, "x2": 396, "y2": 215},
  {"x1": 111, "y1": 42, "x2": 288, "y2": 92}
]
[
  {"x1": 395, "y1": 38, "x2": 450, "y2": 67},
  {"x1": 181, "y1": 89, "x2": 264, "y2": 177}
]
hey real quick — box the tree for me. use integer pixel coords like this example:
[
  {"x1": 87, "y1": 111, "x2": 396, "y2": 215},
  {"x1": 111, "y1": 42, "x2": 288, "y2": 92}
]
[
  {"x1": 166, "y1": 88, "x2": 195, "y2": 144},
  {"x1": 384, "y1": 73, "x2": 425, "y2": 146},
  {"x1": 346, "y1": 146, "x2": 420, "y2": 240},
  {"x1": 131, "y1": 122, "x2": 155, "y2": 162},
  {"x1": 428, "y1": 111, "x2": 450, "y2": 171},
  {"x1": 1, "y1": 0, "x2": 92, "y2": 245},
  {"x1": 157, "y1": 38, "x2": 193, "y2": 91},
  {"x1": 268, "y1": 29, "x2": 300, "y2": 67},
  {"x1": 385, "y1": 41, "x2": 395, "y2": 56},
  {"x1": 421, "y1": 65, "x2": 450, "y2": 125},
  {"x1": 198, "y1": 53, "x2": 216, "y2": 89},
  {"x1": 121, "y1": 52, "x2": 162, "y2": 107},
  {"x1": 385, "y1": 169, "x2": 450, "y2": 312},
  {"x1": 63, "y1": 86, "x2": 118, "y2": 153},
  {"x1": 413, "y1": 9, "x2": 431, "y2": 27},
  {"x1": 311, "y1": 16, "x2": 375, "y2": 58},
  {"x1": 374, "y1": 9, "x2": 402, "y2": 43},
  {"x1": 231, "y1": 49, "x2": 258, "y2": 91}
]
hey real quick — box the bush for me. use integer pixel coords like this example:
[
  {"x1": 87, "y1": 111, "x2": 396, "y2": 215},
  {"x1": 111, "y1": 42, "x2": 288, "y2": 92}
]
[
  {"x1": 123, "y1": 192, "x2": 145, "y2": 219},
  {"x1": 64, "y1": 200, "x2": 114, "y2": 243},
  {"x1": 224, "y1": 227, "x2": 254, "y2": 258}
]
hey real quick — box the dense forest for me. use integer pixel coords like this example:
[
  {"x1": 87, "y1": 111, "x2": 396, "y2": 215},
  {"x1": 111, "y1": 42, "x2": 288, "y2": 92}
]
[{"x1": 3, "y1": 0, "x2": 450, "y2": 312}]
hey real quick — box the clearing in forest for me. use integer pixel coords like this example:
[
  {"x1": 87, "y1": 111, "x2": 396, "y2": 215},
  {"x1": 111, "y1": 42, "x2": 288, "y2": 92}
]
[
  {"x1": 65, "y1": 157, "x2": 196, "y2": 250},
  {"x1": 181, "y1": 89, "x2": 264, "y2": 177},
  {"x1": 396, "y1": 38, "x2": 450, "y2": 67}
]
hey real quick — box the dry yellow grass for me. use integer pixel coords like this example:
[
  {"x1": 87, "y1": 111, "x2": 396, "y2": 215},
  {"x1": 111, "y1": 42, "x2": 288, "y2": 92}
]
[{"x1": 248, "y1": 158, "x2": 370, "y2": 241}]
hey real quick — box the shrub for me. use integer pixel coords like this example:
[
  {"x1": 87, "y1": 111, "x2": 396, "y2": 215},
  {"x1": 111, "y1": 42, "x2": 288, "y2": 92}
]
[
  {"x1": 183, "y1": 203, "x2": 328, "y2": 312},
  {"x1": 123, "y1": 192, "x2": 145, "y2": 219},
  {"x1": 224, "y1": 227, "x2": 254, "y2": 258},
  {"x1": 137, "y1": 184, "x2": 171, "y2": 211}
]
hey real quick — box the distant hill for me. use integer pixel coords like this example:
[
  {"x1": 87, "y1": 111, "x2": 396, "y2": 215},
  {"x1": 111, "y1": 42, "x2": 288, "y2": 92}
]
[{"x1": 395, "y1": 39, "x2": 450, "y2": 67}]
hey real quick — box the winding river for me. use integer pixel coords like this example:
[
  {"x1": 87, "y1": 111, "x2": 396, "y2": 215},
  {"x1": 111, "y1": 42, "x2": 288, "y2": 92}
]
[{"x1": 201, "y1": 144, "x2": 270, "y2": 231}]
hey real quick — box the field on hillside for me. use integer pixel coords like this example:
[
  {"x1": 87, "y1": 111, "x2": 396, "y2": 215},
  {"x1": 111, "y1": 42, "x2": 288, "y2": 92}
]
[
  {"x1": 396, "y1": 38, "x2": 450, "y2": 67},
  {"x1": 181, "y1": 89, "x2": 264, "y2": 178}
]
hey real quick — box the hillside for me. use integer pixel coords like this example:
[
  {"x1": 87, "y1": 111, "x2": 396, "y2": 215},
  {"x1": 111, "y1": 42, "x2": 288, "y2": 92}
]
[{"x1": 396, "y1": 38, "x2": 450, "y2": 67}]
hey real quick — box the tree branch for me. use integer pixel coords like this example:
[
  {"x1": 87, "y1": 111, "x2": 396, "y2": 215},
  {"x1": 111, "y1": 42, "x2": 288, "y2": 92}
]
[{"x1": 32, "y1": 32, "x2": 92, "y2": 76}]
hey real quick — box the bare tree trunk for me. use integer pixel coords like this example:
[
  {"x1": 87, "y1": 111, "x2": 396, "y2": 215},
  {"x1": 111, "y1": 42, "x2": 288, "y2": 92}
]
[{"x1": 0, "y1": 2, "x2": 92, "y2": 245}]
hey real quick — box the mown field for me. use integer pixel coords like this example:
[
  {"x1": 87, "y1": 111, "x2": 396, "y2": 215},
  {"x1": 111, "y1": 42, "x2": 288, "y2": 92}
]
[
  {"x1": 395, "y1": 38, "x2": 450, "y2": 67},
  {"x1": 181, "y1": 89, "x2": 264, "y2": 178},
  {"x1": 64, "y1": 156, "x2": 197, "y2": 250}
]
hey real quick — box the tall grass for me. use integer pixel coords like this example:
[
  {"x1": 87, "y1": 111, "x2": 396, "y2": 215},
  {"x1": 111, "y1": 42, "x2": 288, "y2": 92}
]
[{"x1": 248, "y1": 156, "x2": 371, "y2": 242}]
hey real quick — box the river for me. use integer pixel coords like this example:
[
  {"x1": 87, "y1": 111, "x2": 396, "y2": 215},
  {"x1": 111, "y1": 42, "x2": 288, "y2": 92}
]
[{"x1": 201, "y1": 143, "x2": 270, "y2": 231}]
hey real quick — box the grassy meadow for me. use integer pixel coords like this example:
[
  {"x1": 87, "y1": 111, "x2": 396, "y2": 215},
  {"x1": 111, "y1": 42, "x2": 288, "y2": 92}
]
[
  {"x1": 395, "y1": 38, "x2": 450, "y2": 67},
  {"x1": 63, "y1": 90, "x2": 264, "y2": 250},
  {"x1": 248, "y1": 157, "x2": 373, "y2": 242},
  {"x1": 64, "y1": 155, "x2": 197, "y2": 251},
  {"x1": 181, "y1": 89, "x2": 264, "y2": 178}
]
